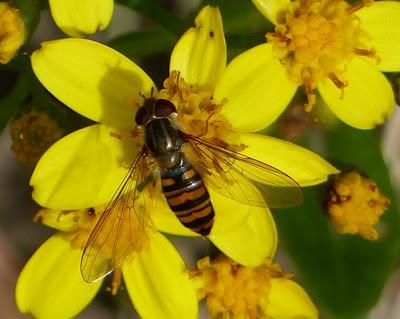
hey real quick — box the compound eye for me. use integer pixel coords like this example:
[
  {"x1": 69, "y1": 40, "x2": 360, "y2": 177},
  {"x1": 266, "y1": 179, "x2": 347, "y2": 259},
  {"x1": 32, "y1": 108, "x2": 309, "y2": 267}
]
[
  {"x1": 135, "y1": 106, "x2": 150, "y2": 125},
  {"x1": 154, "y1": 99, "x2": 177, "y2": 117}
]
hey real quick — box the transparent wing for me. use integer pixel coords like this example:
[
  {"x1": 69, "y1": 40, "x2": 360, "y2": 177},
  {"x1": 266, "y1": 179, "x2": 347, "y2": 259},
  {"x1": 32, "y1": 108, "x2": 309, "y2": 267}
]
[
  {"x1": 184, "y1": 133, "x2": 303, "y2": 208},
  {"x1": 80, "y1": 147, "x2": 155, "y2": 283}
]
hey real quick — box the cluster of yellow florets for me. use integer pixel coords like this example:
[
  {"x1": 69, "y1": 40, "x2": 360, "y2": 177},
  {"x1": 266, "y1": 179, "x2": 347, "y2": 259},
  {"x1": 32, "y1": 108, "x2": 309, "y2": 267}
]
[
  {"x1": 267, "y1": 0, "x2": 375, "y2": 110},
  {"x1": 159, "y1": 71, "x2": 235, "y2": 144},
  {"x1": 327, "y1": 171, "x2": 390, "y2": 240},
  {"x1": 0, "y1": 2, "x2": 25, "y2": 64},
  {"x1": 10, "y1": 109, "x2": 62, "y2": 163},
  {"x1": 190, "y1": 255, "x2": 287, "y2": 319}
]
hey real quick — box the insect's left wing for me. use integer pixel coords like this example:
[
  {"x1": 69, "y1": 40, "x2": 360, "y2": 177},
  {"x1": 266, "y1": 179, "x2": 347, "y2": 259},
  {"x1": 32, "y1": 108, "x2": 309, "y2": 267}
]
[
  {"x1": 184, "y1": 133, "x2": 303, "y2": 209},
  {"x1": 80, "y1": 147, "x2": 154, "y2": 283}
]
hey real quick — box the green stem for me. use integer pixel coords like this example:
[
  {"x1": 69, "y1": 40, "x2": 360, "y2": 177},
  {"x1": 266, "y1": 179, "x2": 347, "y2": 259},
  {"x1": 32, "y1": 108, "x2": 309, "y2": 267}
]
[
  {"x1": 117, "y1": 0, "x2": 186, "y2": 35},
  {"x1": 0, "y1": 66, "x2": 32, "y2": 132}
]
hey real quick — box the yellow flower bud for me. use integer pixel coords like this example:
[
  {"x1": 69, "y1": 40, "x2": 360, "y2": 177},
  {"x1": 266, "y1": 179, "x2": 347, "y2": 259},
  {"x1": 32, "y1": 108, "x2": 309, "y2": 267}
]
[
  {"x1": 0, "y1": 2, "x2": 25, "y2": 64},
  {"x1": 327, "y1": 171, "x2": 390, "y2": 240}
]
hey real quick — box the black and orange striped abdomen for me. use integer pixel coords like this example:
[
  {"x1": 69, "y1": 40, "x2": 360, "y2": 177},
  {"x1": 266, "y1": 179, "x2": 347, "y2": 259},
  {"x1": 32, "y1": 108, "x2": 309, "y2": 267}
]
[{"x1": 161, "y1": 157, "x2": 214, "y2": 235}]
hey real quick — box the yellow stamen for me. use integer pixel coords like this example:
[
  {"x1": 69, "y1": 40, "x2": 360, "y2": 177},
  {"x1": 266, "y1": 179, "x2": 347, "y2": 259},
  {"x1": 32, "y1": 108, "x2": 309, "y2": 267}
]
[
  {"x1": 0, "y1": 2, "x2": 25, "y2": 63},
  {"x1": 268, "y1": 0, "x2": 378, "y2": 111},
  {"x1": 190, "y1": 255, "x2": 290, "y2": 319},
  {"x1": 10, "y1": 109, "x2": 62, "y2": 163},
  {"x1": 327, "y1": 171, "x2": 390, "y2": 240},
  {"x1": 159, "y1": 71, "x2": 244, "y2": 152}
]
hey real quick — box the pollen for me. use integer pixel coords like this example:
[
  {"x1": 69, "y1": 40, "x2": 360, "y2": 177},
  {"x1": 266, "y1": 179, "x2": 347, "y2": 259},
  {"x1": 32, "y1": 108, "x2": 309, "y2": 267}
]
[
  {"x1": 267, "y1": 0, "x2": 376, "y2": 111},
  {"x1": 159, "y1": 71, "x2": 244, "y2": 152},
  {"x1": 10, "y1": 109, "x2": 62, "y2": 163},
  {"x1": 327, "y1": 171, "x2": 390, "y2": 240},
  {"x1": 190, "y1": 255, "x2": 289, "y2": 319},
  {"x1": 0, "y1": 2, "x2": 25, "y2": 64}
]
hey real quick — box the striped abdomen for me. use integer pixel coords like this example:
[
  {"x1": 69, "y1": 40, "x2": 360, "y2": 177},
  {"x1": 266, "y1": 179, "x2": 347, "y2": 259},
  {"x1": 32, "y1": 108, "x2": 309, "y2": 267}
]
[{"x1": 161, "y1": 156, "x2": 214, "y2": 235}]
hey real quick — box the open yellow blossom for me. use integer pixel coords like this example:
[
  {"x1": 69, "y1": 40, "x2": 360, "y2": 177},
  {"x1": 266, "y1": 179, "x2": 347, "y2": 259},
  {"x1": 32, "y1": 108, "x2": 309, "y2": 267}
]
[
  {"x1": 49, "y1": 0, "x2": 114, "y2": 37},
  {"x1": 251, "y1": 0, "x2": 399, "y2": 129},
  {"x1": 29, "y1": 6, "x2": 337, "y2": 265},
  {"x1": 327, "y1": 171, "x2": 390, "y2": 240},
  {"x1": 191, "y1": 254, "x2": 318, "y2": 319},
  {"x1": 16, "y1": 206, "x2": 198, "y2": 319},
  {"x1": 0, "y1": 2, "x2": 25, "y2": 64}
]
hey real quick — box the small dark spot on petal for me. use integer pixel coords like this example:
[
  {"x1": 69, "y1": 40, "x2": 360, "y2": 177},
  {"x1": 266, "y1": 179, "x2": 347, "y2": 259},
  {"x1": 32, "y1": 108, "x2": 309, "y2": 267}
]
[
  {"x1": 88, "y1": 207, "x2": 95, "y2": 215},
  {"x1": 209, "y1": 31, "x2": 214, "y2": 38}
]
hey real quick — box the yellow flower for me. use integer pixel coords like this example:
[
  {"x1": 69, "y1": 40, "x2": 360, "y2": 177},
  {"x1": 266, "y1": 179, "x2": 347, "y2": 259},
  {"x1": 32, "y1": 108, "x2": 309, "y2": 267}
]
[
  {"x1": 49, "y1": 0, "x2": 114, "y2": 37},
  {"x1": 327, "y1": 171, "x2": 390, "y2": 240},
  {"x1": 251, "y1": 0, "x2": 399, "y2": 129},
  {"x1": 29, "y1": 6, "x2": 337, "y2": 265},
  {"x1": 16, "y1": 206, "x2": 198, "y2": 319},
  {"x1": 191, "y1": 254, "x2": 318, "y2": 319},
  {"x1": 0, "y1": 2, "x2": 25, "y2": 64}
]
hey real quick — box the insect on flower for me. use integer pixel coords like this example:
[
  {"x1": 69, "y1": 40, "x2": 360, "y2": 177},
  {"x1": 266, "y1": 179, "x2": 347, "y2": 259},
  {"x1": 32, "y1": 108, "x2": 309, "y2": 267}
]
[{"x1": 80, "y1": 95, "x2": 303, "y2": 283}]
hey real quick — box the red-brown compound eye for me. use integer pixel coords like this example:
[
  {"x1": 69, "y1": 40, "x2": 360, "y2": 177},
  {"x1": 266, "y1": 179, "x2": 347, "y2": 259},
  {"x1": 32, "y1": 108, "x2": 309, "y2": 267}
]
[
  {"x1": 135, "y1": 106, "x2": 151, "y2": 125},
  {"x1": 154, "y1": 99, "x2": 177, "y2": 117}
]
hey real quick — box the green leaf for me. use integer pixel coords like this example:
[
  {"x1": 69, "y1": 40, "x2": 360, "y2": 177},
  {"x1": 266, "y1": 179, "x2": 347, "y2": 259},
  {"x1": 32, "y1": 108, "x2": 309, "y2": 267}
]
[
  {"x1": 274, "y1": 123, "x2": 400, "y2": 319},
  {"x1": 116, "y1": 0, "x2": 186, "y2": 35},
  {"x1": 0, "y1": 58, "x2": 32, "y2": 132},
  {"x1": 199, "y1": 0, "x2": 273, "y2": 33},
  {"x1": 12, "y1": 0, "x2": 40, "y2": 40},
  {"x1": 108, "y1": 28, "x2": 177, "y2": 60}
]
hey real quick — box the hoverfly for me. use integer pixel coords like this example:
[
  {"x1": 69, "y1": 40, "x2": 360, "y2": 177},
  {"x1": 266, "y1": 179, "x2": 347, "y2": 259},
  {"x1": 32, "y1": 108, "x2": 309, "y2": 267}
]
[{"x1": 80, "y1": 97, "x2": 303, "y2": 283}]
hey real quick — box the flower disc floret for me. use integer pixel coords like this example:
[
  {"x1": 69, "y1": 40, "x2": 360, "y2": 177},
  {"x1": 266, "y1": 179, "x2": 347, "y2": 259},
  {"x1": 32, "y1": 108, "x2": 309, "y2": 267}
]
[
  {"x1": 191, "y1": 255, "x2": 281, "y2": 318},
  {"x1": 0, "y1": 2, "x2": 25, "y2": 63},
  {"x1": 268, "y1": 0, "x2": 377, "y2": 110},
  {"x1": 190, "y1": 255, "x2": 318, "y2": 319},
  {"x1": 327, "y1": 171, "x2": 390, "y2": 240},
  {"x1": 159, "y1": 70, "x2": 244, "y2": 152}
]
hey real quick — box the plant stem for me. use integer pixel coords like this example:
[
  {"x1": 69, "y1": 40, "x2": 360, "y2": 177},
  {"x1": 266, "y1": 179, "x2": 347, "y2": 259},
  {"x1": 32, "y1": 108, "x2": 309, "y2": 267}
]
[{"x1": 117, "y1": 0, "x2": 186, "y2": 35}]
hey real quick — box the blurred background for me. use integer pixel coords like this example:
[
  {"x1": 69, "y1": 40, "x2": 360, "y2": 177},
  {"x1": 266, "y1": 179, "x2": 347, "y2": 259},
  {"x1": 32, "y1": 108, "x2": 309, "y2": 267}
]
[{"x1": 1, "y1": 0, "x2": 400, "y2": 318}]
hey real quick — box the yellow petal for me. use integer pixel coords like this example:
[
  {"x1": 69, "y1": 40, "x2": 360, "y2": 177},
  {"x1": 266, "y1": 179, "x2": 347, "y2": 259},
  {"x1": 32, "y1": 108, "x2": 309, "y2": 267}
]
[
  {"x1": 251, "y1": 0, "x2": 290, "y2": 24},
  {"x1": 31, "y1": 124, "x2": 140, "y2": 209},
  {"x1": 238, "y1": 132, "x2": 339, "y2": 186},
  {"x1": 215, "y1": 44, "x2": 297, "y2": 132},
  {"x1": 357, "y1": 1, "x2": 400, "y2": 72},
  {"x1": 16, "y1": 234, "x2": 102, "y2": 319},
  {"x1": 34, "y1": 209, "x2": 80, "y2": 232},
  {"x1": 153, "y1": 188, "x2": 251, "y2": 236},
  {"x1": 49, "y1": 0, "x2": 114, "y2": 37},
  {"x1": 123, "y1": 232, "x2": 198, "y2": 319},
  {"x1": 210, "y1": 206, "x2": 277, "y2": 266},
  {"x1": 267, "y1": 278, "x2": 319, "y2": 319},
  {"x1": 170, "y1": 6, "x2": 226, "y2": 90},
  {"x1": 318, "y1": 57, "x2": 394, "y2": 129},
  {"x1": 31, "y1": 38, "x2": 154, "y2": 129}
]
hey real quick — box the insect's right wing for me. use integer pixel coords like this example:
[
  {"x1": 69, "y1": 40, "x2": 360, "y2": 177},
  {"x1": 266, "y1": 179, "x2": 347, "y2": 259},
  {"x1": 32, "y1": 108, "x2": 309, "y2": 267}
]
[
  {"x1": 184, "y1": 133, "x2": 303, "y2": 209},
  {"x1": 80, "y1": 147, "x2": 154, "y2": 283}
]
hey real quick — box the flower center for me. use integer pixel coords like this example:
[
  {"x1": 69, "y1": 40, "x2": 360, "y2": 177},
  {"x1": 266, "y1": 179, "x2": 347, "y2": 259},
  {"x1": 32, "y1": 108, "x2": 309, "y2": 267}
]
[
  {"x1": 190, "y1": 255, "x2": 288, "y2": 319},
  {"x1": 159, "y1": 71, "x2": 245, "y2": 152},
  {"x1": 267, "y1": 0, "x2": 377, "y2": 111},
  {"x1": 327, "y1": 171, "x2": 390, "y2": 240}
]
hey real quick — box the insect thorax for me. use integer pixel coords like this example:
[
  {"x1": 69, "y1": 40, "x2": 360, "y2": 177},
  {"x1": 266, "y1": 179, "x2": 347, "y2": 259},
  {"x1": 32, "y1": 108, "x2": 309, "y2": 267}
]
[{"x1": 144, "y1": 117, "x2": 182, "y2": 168}]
